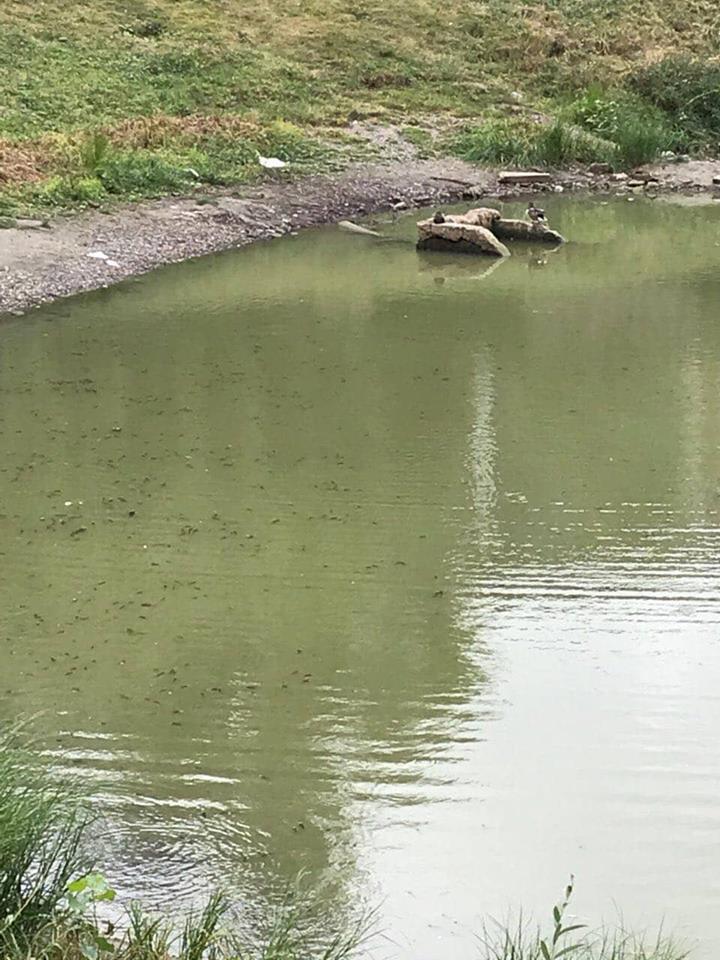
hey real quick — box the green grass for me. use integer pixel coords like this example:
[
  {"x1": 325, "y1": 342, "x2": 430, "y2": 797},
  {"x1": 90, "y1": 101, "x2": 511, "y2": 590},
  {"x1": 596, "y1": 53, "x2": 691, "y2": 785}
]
[
  {"x1": 481, "y1": 920, "x2": 688, "y2": 960},
  {"x1": 629, "y1": 57, "x2": 720, "y2": 151},
  {"x1": 480, "y1": 878, "x2": 687, "y2": 960},
  {"x1": 449, "y1": 89, "x2": 685, "y2": 169},
  {"x1": 399, "y1": 125, "x2": 436, "y2": 157},
  {"x1": 565, "y1": 89, "x2": 680, "y2": 166},
  {"x1": 0, "y1": 119, "x2": 337, "y2": 216},
  {"x1": 1, "y1": 0, "x2": 720, "y2": 212},
  {"x1": 448, "y1": 117, "x2": 616, "y2": 169}
]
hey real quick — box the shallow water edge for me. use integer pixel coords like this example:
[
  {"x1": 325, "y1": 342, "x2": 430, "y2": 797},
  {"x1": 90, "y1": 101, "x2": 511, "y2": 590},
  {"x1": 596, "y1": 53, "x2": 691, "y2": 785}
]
[{"x1": 3, "y1": 154, "x2": 719, "y2": 321}]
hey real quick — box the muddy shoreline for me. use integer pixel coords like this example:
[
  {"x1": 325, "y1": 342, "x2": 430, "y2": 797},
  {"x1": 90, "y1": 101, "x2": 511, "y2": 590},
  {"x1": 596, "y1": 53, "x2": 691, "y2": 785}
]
[{"x1": 2, "y1": 155, "x2": 719, "y2": 319}]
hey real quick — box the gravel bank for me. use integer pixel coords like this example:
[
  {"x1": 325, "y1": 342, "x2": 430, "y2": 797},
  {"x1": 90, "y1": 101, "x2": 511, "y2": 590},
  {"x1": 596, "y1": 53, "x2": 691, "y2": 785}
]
[{"x1": 0, "y1": 158, "x2": 497, "y2": 318}]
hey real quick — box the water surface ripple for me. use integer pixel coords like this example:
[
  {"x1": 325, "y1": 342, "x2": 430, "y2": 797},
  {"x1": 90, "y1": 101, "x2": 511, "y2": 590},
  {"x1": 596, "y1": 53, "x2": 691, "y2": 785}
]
[{"x1": 2, "y1": 197, "x2": 720, "y2": 956}]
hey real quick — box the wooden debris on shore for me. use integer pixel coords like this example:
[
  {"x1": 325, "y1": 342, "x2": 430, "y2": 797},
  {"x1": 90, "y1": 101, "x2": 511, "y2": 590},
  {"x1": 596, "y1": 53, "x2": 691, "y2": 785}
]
[{"x1": 498, "y1": 171, "x2": 554, "y2": 185}]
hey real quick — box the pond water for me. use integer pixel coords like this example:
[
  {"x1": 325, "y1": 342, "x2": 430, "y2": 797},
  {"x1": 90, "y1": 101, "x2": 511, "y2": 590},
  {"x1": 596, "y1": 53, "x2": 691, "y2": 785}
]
[{"x1": 2, "y1": 197, "x2": 720, "y2": 957}]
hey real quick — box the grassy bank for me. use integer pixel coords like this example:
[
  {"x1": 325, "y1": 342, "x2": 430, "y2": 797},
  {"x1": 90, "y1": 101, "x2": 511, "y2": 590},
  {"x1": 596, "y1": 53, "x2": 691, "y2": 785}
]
[
  {"x1": 0, "y1": 724, "x2": 690, "y2": 960},
  {"x1": 1, "y1": 0, "x2": 720, "y2": 214}
]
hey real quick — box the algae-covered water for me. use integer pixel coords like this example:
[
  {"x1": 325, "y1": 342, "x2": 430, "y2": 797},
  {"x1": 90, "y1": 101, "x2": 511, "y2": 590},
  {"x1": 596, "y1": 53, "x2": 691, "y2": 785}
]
[{"x1": 2, "y1": 197, "x2": 720, "y2": 957}]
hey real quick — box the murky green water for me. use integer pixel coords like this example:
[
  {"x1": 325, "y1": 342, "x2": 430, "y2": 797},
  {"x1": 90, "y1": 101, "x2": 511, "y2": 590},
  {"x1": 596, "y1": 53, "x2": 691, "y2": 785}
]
[{"x1": 3, "y1": 197, "x2": 720, "y2": 956}]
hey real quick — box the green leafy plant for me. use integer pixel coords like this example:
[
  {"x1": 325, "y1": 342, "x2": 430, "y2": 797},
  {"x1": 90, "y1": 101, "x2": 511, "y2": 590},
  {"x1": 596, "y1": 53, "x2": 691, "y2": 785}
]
[
  {"x1": 30, "y1": 175, "x2": 106, "y2": 207},
  {"x1": 66, "y1": 874, "x2": 117, "y2": 960},
  {"x1": 66, "y1": 874, "x2": 117, "y2": 917},
  {"x1": 481, "y1": 880, "x2": 687, "y2": 960},
  {"x1": 98, "y1": 150, "x2": 194, "y2": 195},
  {"x1": 539, "y1": 877, "x2": 585, "y2": 960}
]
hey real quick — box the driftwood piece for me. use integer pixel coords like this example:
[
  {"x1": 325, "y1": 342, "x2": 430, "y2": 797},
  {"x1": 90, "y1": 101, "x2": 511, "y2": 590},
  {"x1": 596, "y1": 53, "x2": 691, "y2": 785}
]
[
  {"x1": 338, "y1": 220, "x2": 383, "y2": 237},
  {"x1": 498, "y1": 171, "x2": 553, "y2": 185}
]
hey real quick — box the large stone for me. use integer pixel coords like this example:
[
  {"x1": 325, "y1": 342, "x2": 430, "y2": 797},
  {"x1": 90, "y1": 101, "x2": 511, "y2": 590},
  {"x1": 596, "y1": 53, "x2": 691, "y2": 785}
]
[
  {"x1": 417, "y1": 218, "x2": 510, "y2": 257},
  {"x1": 492, "y1": 218, "x2": 565, "y2": 245},
  {"x1": 499, "y1": 171, "x2": 553, "y2": 185},
  {"x1": 589, "y1": 162, "x2": 613, "y2": 175},
  {"x1": 448, "y1": 207, "x2": 501, "y2": 229}
]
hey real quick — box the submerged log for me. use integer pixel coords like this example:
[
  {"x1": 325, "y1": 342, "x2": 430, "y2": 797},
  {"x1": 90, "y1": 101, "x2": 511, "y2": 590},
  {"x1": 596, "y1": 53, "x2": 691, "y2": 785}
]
[
  {"x1": 491, "y1": 218, "x2": 565, "y2": 245},
  {"x1": 416, "y1": 218, "x2": 510, "y2": 257}
]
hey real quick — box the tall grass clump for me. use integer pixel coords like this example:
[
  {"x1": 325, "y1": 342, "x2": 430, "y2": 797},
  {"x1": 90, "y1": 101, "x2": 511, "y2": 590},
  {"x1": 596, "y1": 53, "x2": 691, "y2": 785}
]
[
  {"x1": 79, "y1": 132, "x2": 112, "y2": 177},
  {"x1": 0, "y1": 725, "x2": 89, "y2": 955},
  {"x1": 93, "y1": 883, "x2": 370, "y2": 960},
  {"x1": 107, "y1": 894, "x2": 229, "y2": 960},
  {"x1": 628, "y1": 57, "x2": 720, "y2": 151},
  {"x1": 566, "y1": 89, "x2": 679, "y2": 167},
  {"x1": 450, "y1": 116, "x2": 617, "y2": 168},
  {"x1": 452, "y1": 90, "x2": 682, "y2": 171},
  {"x1": 61, "y1": 882, "x2": 370, "y2": 960},
  {"x1": 450, "y1": 117, "x2": 535, "y2": 165},
  {"x1": 227, "y1": 882, "x2": 373, "y2": 960},
  {"x1": 531, "y1": 121, "x2": 616, "y2": 167}
]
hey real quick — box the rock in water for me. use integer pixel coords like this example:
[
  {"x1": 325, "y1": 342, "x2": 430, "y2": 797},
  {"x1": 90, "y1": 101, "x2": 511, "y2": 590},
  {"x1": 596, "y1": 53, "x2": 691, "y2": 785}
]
[
  {"x1": 449, "y1": 207, "x2": 502, "y2": 229},
  {"x1": 492, "y1": 218, "x2": 565, "y2": 244},
  {"x1": 417, "y1": 217, "x2": 510, "y2": 257}
]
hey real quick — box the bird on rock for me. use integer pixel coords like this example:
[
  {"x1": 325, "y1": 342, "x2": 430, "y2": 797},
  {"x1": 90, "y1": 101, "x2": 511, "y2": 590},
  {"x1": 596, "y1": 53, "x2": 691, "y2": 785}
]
[
  {"x1": 433, "y1": 211, "x2": 446, "y2": 224},
  {"x1": 527, "y1": 202, "x2": 547, "y2": 225}
]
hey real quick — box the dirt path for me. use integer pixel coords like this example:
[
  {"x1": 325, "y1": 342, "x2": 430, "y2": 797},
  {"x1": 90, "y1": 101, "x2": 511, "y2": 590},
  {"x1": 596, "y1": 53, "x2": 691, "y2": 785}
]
[{"x1": 1, "y1": 150, "x2": 718, "y2": 319}]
